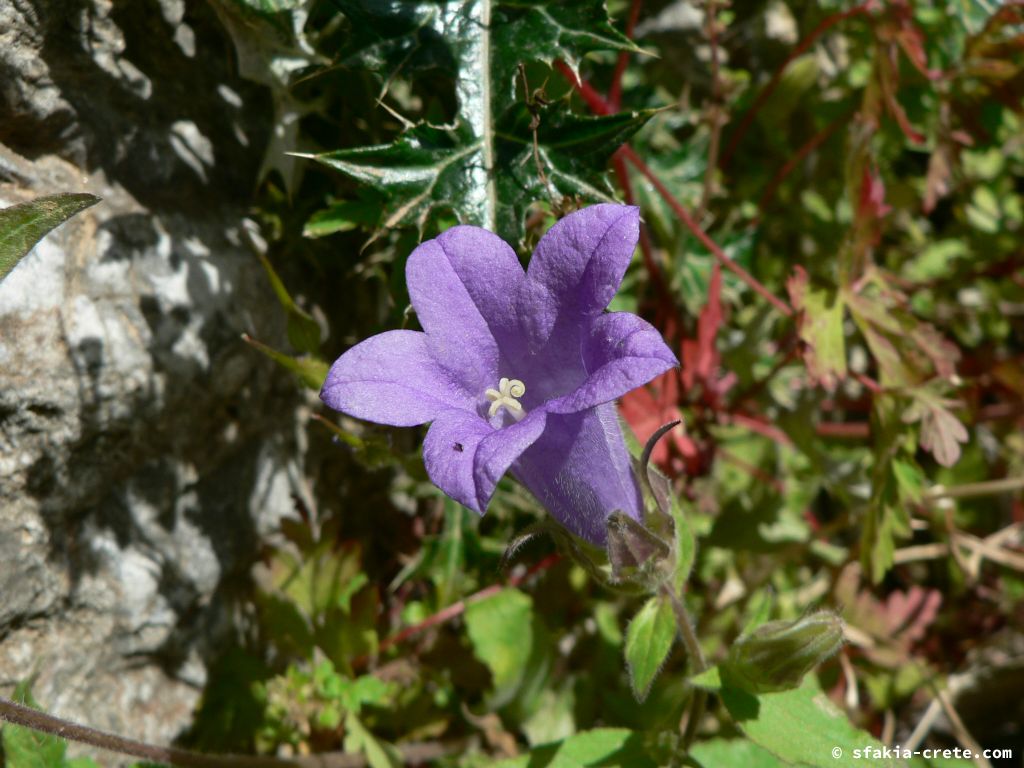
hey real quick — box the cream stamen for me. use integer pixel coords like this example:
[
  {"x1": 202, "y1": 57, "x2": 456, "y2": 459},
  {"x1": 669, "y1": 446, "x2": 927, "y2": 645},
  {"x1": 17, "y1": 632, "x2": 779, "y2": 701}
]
[{"x1": 485, "y1": 377, "x2": 527, "y2": 420}]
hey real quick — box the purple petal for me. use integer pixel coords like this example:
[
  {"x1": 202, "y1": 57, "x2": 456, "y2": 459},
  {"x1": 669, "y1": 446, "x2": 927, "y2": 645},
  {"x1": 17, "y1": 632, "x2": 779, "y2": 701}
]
[
  {"x1": 423, "y1": 408, "x2": 547, "y2": 513},
  {"x1": 513, "y1": 403, "x2": 642, "y2": 544},
  {"x1": 406, "y1": 226, "x2": 526, "y2": 390},
  {"x1": 547, "y1": 313, "x2": 678, "y2": 414},
  {"x1": 320, "y1": 330, "x2": 473, "y2": 426},
  {"x1": 520, "y1": 204, "x2": 640, "y2": 347}
]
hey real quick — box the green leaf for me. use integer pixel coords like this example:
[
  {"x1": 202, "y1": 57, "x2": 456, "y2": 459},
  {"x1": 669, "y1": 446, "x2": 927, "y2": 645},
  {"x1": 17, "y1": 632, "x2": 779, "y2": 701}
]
[
  {"x1": 624, "y1": 595, "x2": 675, "y2": 702},
  {"x1": 862, "y1": 396, "x2": 920, "y2": 582},
  {"x1": 741, "y1": 589, "x2": 775, "y2": 635},
  {"x1": 343, "y1": 712, "x2": 402, "y2": 768},
  {"x1": 720, "y1": 677, "x2": 903, "y2": 768},
  {"x1": 491, "y1": 728, "x2": 657, "y2": 768},
  {"x1": 690, "y1": 665, "x2": 724, "y2": 690},
  {"x1": 787, "y1": 266, "x2": 847, "y2": 390},
  {"x1": 1, "y1": 682, "x2": 68, "y2": 768},
  {"x1": 432, "y1": 498, "x2": 467, "y2": 608},
  {"x1": 521, "y1": 685, "x2": 576, "y2": 747},
  {"x1": 464, "y1": 588, "x2": 552, "y2": 710},
  {"x1": 464, "y1": 588, "x2": 535, "y2": 699},
  {"x1": 303, "y1": 197, "x2": 381, "y2": 238},
  {"x1": 241, "y1": 333, "x2": 328, "y2": 389},
  {"x1": 0, "y1": 193, "x2": 100, "y2": 282},
  {"x1": 690, "y1": 738, "x2": 784, "y2": 768},
  {"x1": 317, "y1": 0, "x2": 648, "y2": 245},
  {"x1": 843, "y1": 272, "x2": 959, "y2": 388},
  {"x1": 255, "y1": 253, "x2": 321, "y2": 354}
]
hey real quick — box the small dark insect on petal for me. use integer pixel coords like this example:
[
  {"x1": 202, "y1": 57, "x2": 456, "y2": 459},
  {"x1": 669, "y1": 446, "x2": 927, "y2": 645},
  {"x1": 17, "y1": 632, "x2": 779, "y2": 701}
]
[{"x1": 454, "y1": 443, "x2": 464, "y2": 452}]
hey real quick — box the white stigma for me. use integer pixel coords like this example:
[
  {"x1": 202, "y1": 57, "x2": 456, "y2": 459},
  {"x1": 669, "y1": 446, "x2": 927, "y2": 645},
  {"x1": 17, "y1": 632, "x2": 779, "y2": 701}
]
[{"x1": 485, "y1": 377, "x2": 526, "y2": 421}]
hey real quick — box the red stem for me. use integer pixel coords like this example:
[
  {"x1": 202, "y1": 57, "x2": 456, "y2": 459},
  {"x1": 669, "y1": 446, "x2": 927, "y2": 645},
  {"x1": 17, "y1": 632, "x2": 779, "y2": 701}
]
[
  {"x1": 720, "y1": 1, "x2": 875, "y2": 171},
  {"x1": 816, "y1": 421, "x2": 871, "y2": 439},
  {"x1": 612, "y1": 149, "x2": 669, "y2": 301},
  {"x1": 724, "y1": 411, "x2": 794, "y2": 446},
  {"x1": 354, "y1": 553, "x2": 560, "y2": 669},
  {"x1": 853, "y1": 371, "x2": 884, "y2": 395},
  {"x1": 621, "y1": 145, "x2": 794, "y2": 317},
  {"x1": 557, "y1": 58, "x2": 793, "y2": 317},
  {"x1": 757, "y1": 108, "x2": 852, "y2": 217},
  {"x1": 609, "y1": 0, "x2": 644, "y2": 110}
]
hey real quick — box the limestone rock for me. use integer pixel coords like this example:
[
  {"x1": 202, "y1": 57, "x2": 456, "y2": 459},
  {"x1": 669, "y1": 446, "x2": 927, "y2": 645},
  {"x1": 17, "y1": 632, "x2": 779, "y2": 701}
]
[{"x1": 0, "y1": 0, "x2": 304, "y2": 751}]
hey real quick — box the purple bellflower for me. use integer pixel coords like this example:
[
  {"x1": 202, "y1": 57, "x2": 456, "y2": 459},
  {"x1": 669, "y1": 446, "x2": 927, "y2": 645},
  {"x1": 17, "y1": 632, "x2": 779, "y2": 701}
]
[{"x1": 320, "y1": 204, "x2": 678, "y2": 544}]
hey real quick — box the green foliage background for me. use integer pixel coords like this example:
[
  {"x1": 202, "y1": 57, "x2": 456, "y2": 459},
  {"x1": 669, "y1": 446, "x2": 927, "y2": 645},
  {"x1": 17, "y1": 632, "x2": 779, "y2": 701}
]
[{"x1": 3, "y1": 0, "x2": 1023, "y2": 766}]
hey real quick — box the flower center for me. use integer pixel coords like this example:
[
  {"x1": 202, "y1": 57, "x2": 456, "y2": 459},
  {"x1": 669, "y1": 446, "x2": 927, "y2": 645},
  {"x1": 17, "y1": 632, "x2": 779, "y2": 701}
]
[{"x1": 485, "y1": 377, "x2": 526, "y2": 421}]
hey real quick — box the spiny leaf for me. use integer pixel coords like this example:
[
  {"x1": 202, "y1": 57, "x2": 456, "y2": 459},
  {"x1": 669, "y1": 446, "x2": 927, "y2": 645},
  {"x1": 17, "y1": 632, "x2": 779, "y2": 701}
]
[
  {"x1": 208, "y1": 0, "x2": 321, "y2": 193},
  {"x1": 623, "y1": 595, "x2": 675, "y2": 702},
  {"x1": 337, "y1": 0, "x2": 642, "y2": 84},
  {"x1": 314, "y1": 0, "x2": 648, "y2": 245},
  {"x1": 311, "y1": 124, "x2": 485, "y2": 238},
  {"x1": 491, "y1": 2, "x2": 642, "y2": 76},
  {"x1": 0, "y1": 193, "x2": 100, "y2": 282},
  {"x1": 492, "y1": 104, "x2": 656, "y2": 240},
  {"x1": 313, "y1": 107, "x2": 654, "y2": 245}
]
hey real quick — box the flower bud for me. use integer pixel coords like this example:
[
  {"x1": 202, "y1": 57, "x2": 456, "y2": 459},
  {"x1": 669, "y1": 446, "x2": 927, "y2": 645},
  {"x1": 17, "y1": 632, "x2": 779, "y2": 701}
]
[{"x1": 724, "y1": 612, "x2": 844, "y2": 693}]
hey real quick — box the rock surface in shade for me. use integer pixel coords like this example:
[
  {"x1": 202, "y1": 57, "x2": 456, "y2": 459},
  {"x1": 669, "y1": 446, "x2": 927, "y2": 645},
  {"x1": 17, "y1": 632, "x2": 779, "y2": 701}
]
[{"x1": 0, "y1": 0, "x2": 304, "y2": 751}]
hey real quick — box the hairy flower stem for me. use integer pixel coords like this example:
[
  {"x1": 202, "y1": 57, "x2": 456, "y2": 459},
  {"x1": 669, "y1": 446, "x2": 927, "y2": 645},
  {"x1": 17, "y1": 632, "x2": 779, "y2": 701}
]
[
  {"x1": 663, "y1": 587, "x2": 708, "y2": 752},
  {"x1": 0, "y1": 697, "x2": 448, "y2": 768}
]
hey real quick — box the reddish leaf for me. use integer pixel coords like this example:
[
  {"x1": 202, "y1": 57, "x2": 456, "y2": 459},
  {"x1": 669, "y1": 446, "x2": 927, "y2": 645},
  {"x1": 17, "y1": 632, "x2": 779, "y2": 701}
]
[
  {"x1": 887, "y1": 0, "x2": 941, "y2": 80},
  {"x1": 682, "y1": 263, "x2": 724, "y2": 390},
  {"x1": 787, "y1": 266, "x2": 848, "y2": 391},
  {"x1": 902, "y1": 393, "x2": 969, "y2": 467},
  {"x1": 620, "y1": 372, "x2": 689, "y2": 469},
  {"x1": 883, "y1": 586, "x2": 942, "y2": 645},
  {"x1": 857, "y1": 166, "x2": 893, "y2": 222},
  {"x1": 696, "y1": 262, "x2": 723, "y2": 382}
]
